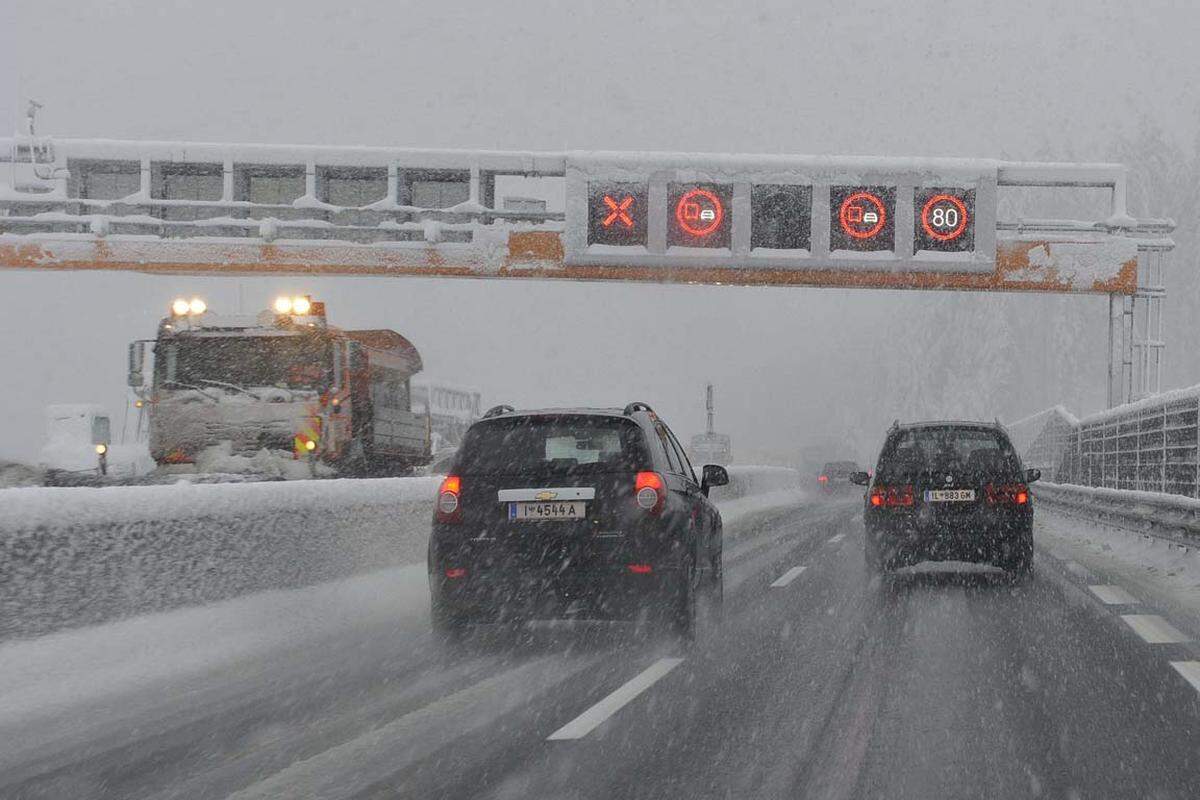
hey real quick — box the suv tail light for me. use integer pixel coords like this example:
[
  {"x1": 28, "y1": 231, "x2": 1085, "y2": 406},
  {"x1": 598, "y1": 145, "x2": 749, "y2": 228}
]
[
  {"x1": 635, "y1": 471, "x2": 666, "y2": 514},
  {"x1": 986, "y1": 483, "x2": 1029, "y2": 505},
  {"x1": 436, "y1": 475, "x2": 462, "y2": 522},
  {"x1": 869, "y1": 484, "x2": 914, "y2": 508}
]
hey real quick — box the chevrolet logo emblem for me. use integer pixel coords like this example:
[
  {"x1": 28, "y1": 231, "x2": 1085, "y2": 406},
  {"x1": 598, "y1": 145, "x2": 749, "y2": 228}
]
[{"x1": 535, "y1": 490, "x2": 557, "y2": 501}]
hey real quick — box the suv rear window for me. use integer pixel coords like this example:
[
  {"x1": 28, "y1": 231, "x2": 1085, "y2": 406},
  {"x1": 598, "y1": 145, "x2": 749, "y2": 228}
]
[
  {"x1": 455, "y1": 415, "x2": 650, "y2": 475},
  {"x1": 877, "y1": 427, "x2": 1020, "y2": 480}
]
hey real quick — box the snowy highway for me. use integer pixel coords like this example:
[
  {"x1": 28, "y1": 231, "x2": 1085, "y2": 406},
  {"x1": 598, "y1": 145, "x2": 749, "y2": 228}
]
[{"x1": 4, "y1": 496, "x2": 1200, "y2": 800}]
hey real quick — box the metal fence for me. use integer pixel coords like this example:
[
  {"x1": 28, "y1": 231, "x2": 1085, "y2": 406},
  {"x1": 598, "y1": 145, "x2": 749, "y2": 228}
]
[{"x1": 1011, "y1": 388, "x2": 1200, "y2": 498}]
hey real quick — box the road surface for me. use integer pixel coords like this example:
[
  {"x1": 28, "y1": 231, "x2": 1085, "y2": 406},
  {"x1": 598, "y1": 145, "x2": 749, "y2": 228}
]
[{"x1": 5, "y1": 497, "x2": 1200, "y2": 800}]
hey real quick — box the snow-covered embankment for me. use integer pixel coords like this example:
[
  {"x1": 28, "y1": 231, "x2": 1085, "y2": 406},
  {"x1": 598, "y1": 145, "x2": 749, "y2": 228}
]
[{"x1": 0, "y1": 466, "x2": 801, "y2": 641}]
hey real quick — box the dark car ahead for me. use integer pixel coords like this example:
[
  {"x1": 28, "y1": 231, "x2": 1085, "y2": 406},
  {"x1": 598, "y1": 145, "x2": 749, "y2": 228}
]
[
  {"x1": 853, "y1": 421, "x2": 1040, "y2": 577},
  {"x1": 818, "y1": 460, "x2": 860, "y2": 494},
  {"x1": 427, "y1": 402, "x2": 729, "y2": 639}
]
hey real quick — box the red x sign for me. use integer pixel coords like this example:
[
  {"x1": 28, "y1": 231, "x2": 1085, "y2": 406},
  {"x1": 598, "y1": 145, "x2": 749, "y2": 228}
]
[{"x1": 602, "y1": 195, "x2": 635, "y2": 228}]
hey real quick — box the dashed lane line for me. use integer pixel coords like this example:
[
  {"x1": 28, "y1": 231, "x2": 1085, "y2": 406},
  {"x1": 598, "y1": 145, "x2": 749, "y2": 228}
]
[
  {"x1": 1121, "y1": 614, "x2": 1190, "y2": 645},
  {"x1": 547, "y1": 657, "x2": 685, "y2": 741},
  {"x1": 1089, "y1": 584, "x2": 1140, "y2": 605},
  {"x1": 769, "y1": 566, "x2": 807, "y2": 588},
  {"x1": 228, "y1": 655, "x2": 596, "y2": 800},
  {"x1": 828, "y1": 533, "x2": 845, "y2": 545},
  {"x1": 1170, "y1": 661, "x2": 1200, "y2": 693}
]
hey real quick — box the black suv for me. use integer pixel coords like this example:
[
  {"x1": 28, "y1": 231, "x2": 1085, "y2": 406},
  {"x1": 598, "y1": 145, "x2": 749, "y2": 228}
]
[
  {"x1": 852, "y1": 421, "x2": 1040, "y2": 576},
  {"x1": 427, "y1": 402, "x2": 729, "y2": 639}
]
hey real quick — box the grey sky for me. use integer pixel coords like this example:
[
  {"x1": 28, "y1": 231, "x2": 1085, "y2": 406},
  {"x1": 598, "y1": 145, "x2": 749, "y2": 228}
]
[{"x1": 1, "y1": 0, "x2": 1194, "y2": 463}]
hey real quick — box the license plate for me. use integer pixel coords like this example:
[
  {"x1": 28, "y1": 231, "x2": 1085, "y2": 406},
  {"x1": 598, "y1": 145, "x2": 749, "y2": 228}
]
[
  {"x1": 925, "y1": 489, "x2": 976, "y2": 502},
  {"x1": 509, "y1": 501, "x2": 587, "y2": 521}
]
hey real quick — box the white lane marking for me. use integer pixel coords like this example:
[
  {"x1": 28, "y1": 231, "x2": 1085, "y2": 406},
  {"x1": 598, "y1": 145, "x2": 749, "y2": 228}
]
[
  {"x1": 228, "y1": 656, "x2": 593, "y2": 800},
  {"x1": 1121, "y1": 614, "x2": 1190, "y2": 644},
  {"x1": 828, "y1": 533, "x2": 845, "y2": 545},
  {"x1": 1089, "y1": 584, "x2": 1139, "y2": 605},
  {"x1": 769, "y1": 566, "x2": 807, "y2": 588},
  {"x1": 1170, "y1": 661, "x2": 1200, "y2": 693},
  {"x1": 547, "y1": 657, "x2": 684, "y2": 741}
]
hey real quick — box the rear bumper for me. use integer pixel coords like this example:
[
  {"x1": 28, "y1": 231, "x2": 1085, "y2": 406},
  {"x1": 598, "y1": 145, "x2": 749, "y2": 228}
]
[
  {"x1": 867, "y1": 512, "x2": 1032, "y2": 566},
  {"x1": 431, "y1": 565, "x2": 683, "y2": 622}
]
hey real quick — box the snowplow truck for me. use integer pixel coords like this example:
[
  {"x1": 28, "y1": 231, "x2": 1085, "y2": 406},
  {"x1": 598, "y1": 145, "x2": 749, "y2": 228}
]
[{"x1": 129, "y1": 296, "x2": 431, "y2": 475}]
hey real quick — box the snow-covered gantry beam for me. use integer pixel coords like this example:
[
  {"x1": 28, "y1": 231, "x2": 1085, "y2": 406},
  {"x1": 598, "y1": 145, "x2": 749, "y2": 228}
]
[{"x1": 0, "y1": 137, "x2": 1172, "y2": 294}]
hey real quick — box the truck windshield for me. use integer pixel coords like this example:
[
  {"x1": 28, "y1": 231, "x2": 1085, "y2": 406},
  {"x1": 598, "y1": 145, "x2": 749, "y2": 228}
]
[{"x1": 157, "y1": 335, "x2": 331, "y2": 391}]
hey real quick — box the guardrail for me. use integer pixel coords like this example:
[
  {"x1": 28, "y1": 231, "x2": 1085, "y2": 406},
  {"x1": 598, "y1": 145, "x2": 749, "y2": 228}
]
[
  {"x1": 0, "y1": 466, "x2": 800, "y2": 642},
  {"x1": 1034, "y1": 481, "x2": 1200, "y2": 547}
]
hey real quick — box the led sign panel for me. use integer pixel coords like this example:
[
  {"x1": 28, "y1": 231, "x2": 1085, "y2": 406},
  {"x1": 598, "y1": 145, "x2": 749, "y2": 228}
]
[
  {"x1": 751, "y1": 184, "x2": 811, "y2": 251},
  {"x1": 668, "y1": 183, "x2": 731, "y2": 248},
  {"x1": 914, "y1": 188, "x2": 975, "y2": 253},
  {"x1": 587, "y1": 182, "x2": 648, "y2": 246},
  {"x1": 830, "y1": 186, "x2": 895, "y2": 252}
]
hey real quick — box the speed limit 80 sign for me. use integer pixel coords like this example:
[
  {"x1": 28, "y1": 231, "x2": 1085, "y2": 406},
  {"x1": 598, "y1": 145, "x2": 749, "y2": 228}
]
[{"x1": 914, "y1": 188, "x2": 975, "y2": 253}]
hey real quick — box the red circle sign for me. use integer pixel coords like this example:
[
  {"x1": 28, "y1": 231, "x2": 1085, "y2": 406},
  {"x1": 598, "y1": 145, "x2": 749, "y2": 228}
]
[
  {"x1": 921, "y1": 194, "x2": 969, "y2": 242},
  {"x1": 674, "y1": 188, "x2": 725, "y2": 237},
  {"x1": 838, "y1": 192, "x2": 887, "y2": 239}
]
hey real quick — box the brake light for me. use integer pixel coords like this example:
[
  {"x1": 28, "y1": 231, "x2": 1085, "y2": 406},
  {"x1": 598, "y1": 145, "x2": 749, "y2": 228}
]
[
  {"x1": 445, "y1": 567, "x2": 467, "y2": 579},
  {"x1": 986, "y1": 484, "x2": 1029, "y2": 506},
  {"x1": 818, "y1": 475, "x2": 828, "y2": 483},
  {"x1": 635, "y1": 471, "x2": 666, "y2": 514},
  {"x1": 869, "y1": 484, "x2": 914, "y2": 508},
  {"x1": 627, "y1": 564, "x2": 653, "y2": 574},
  {"x1": 436, "y1": 475, "x2": 462, "y2": 522}
]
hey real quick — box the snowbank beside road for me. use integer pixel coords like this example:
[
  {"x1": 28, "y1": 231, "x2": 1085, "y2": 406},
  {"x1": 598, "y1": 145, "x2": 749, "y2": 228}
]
[
  {"x1": 0, "y1": 466, "x2": 800, "y2": 641},
  {"x1": 1037, "y1": 510, "x2": 1200, "y2": 638}
]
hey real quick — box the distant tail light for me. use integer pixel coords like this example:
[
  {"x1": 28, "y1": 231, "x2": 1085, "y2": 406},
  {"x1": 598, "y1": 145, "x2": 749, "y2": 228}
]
[
  {"x1": 818, "y1": 475, "x2": 829, "y2": 484},
  {"x1": 635, "y1": 471, "x2": 666, "y2": 514},
  {"x1": 986, "y1": 483, "x2": 1029, "y2": 506},
  {"x1": 437, "y1": 475, "x2": 462, "y2": 522},
  {"x1": 869, "y1": 484, "x2": 914, "y2": 508}
]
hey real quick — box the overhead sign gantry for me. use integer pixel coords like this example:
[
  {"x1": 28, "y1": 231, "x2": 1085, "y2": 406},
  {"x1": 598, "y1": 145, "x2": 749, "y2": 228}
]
[
  {"x1": 0, "y1": 138, "x2": 1166, "y2": 297},
  {"x1": 0, "y1": 136, "x2": 1175, "y2": 404}
]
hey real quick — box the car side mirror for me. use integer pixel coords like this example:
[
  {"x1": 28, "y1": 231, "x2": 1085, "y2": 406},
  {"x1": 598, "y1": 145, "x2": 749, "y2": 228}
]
[
  {"x1": 701, "y1": 464, "x2": 730, "y2": 496},
  {"x1": 1024, "y1": 468, "x2": 1041, "y2": 484},
  {"x1": 850, "y1": 471, "x2": 871, "y2": 486}
]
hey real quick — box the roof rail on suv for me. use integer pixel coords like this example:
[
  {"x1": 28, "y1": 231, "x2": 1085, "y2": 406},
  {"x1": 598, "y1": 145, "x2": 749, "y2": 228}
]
[
  {"x1": 623, "y1": 401, "x2": 655, "y2": 416},
  {"x1": 481, "y1": 404, "x2": 516, "y2": 419}
]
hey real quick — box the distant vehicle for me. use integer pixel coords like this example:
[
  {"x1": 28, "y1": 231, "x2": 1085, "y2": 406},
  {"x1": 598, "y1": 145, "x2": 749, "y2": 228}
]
[
  {"x1": 818, "y1": 460, "x2": 860, "y2": 493},
  {"x1": 427, "y1": 402, "x2": 729, "y2": 640},
  {"x1": 854, "y1": 421, "x2": 1040, "y2": 577},
  {"x1": 129, "y1": 296, "x2": 431, "y2": 476},
  {"x1": 410, "y1": 379, "x2": 482, "y2": 451},
  {"x1": 38, "y1": 404, "x2": 111, "y2": 474}
]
